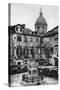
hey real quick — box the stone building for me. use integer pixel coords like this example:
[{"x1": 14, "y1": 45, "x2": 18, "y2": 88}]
[
  {"x1": 9, "y1": 24, "x2": 41, "y2": 62},
  {"x1": 8, "y1": 9, "x2": 58, "y2": 66},
  {"x1": 42, "y1": 26, "x2": 58, "y2": 65},
  {"x1": 35, "y1": 8, "x2": 47, "y2": 35}
]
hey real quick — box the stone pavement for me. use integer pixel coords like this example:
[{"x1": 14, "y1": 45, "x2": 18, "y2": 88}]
[{"x1": 10, "y1": 73, "x2": 58, "y2": 87}]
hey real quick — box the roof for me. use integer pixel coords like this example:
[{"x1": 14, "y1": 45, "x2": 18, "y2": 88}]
[
  {"x1": 42, "y1": 26, "x2": 58, "y2": 37},
  {"x1": 8, "y1": 24, "x2": 41, "y2": 37},
  {"x1": 35, "y1": 10, "x2": 47, "y2": 26},
  {"x1": 35, "y1": 16, "x2": 47, "y2": 26},
  {"x1": 9, "y1": 24, "x2": 23, "y2": 28},
  {"x1": 8, "y1": 24, "x2": 58, "y2": 38},
  {"x1": 8, "y1": 24, "x2": 32, "y2": 35},
  {"x1": 23, "y1": 28, "x2": 32, "y2": 34}
]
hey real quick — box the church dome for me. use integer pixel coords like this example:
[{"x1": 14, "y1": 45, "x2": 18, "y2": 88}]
[{"x1": 35, "y1": 9, "x2": 47, "y2": 26}]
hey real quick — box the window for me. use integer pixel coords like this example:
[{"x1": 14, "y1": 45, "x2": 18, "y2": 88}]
[
  {"x1": 32, "y1": 32, "x2": 33, "y2": 34},
  {"x1": 34, "y1": 31, "x2": 37, "y2": 34},
  {"x1": 36, "y1": 48, "x2": 38, "y2": 53},
  {"x1": 17, "y1": 36, "x2": 21, "y2": 41},
  {"x1": 30, "y1": 37, "x2": 33, "y2": 42},
  {"x1": 54, "y1": 37, "x2": 58, "y2": 41},
  {"x1": 14, "y1": 36, "x2": 16, "y2": 40},
  {"x1": 36, "y1": 38, "x2": 38, "y2": 42},
  {"x1": 24, "y1": 36, "x2": 27, "y2": 42},
  {"x1": 20, "y1": 27, "x2": 22, "y2": 32},
  {"x1": 23, "y1": 47, "x2": 29, "y2": 58},
  {"x1": 54, "y1": 35, "x2": 58, "y2": 41},
  {"x1": 29, "y1": 70, "x2": 31, "y2": 74},
  {"x1": 14, "y1": 56, "x2": 17, "y2": 59},
  {"x1": 16, "y1": 46, "x2": 22, "y2": 58},
  {"x1": 25, "y1": 60, "x2": 27, "y2": 62},
  {"x1": 18, "y1": 62, "x2": 21, "y2": 65},
  {"x1": 30, "y1": 47, "x2": 34, "y2": 58},
  {"x1": 16, "y1": 27, "x2": 18, "y2": 32},
  {"x1": 33, "y1": 70, "x2": 37, "y2": 74},
  {"x1": 43, "y1": 27, "x2": 44, "y2": 30},
  {"x1": 50, "y1": 47, "x2": 53, "y2": 52},
  {"x1": 37, "y1": 27, "x2": 39, "y2": 29}
]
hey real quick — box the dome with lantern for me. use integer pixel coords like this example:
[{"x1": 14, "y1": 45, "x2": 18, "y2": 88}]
[{"x1": 35, "y1": 8, "x2": 47, "y2": 26}]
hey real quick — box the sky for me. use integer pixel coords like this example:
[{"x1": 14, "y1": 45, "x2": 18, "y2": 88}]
[{"x1": 10, "y1": 3, "x2": 58, "y2": 31}]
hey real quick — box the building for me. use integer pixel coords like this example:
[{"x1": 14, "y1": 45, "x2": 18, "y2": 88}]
[
  {"x1": 8, "y1": 9, "x2": 58, "y2": 66},
  {"x1": 42, "y1": 26, "x2": 58, "y2": 65},
  {"x1": 35, "y1": 8, "x2": 47, "y2": 36},
  {"x1": 9, "y1": 24, "x2": 41, "y2": 61}
]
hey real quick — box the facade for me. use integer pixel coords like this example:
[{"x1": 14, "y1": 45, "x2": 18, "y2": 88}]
[
  {"x1": 9, "y1": 24, "x2": 41, "y2": 62},
  {"x1": 9, "y1": 9, "x2": 58, "y2": 66},
  {"x1": 41, "y1": 26, "x2": 58, "y2": 65},
  {"x1": 42, "y1": 26, "x2": 58, "y2": 65},
  {"x1": 9, "y1": 7, "x2": 58, "y2": 86}
]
